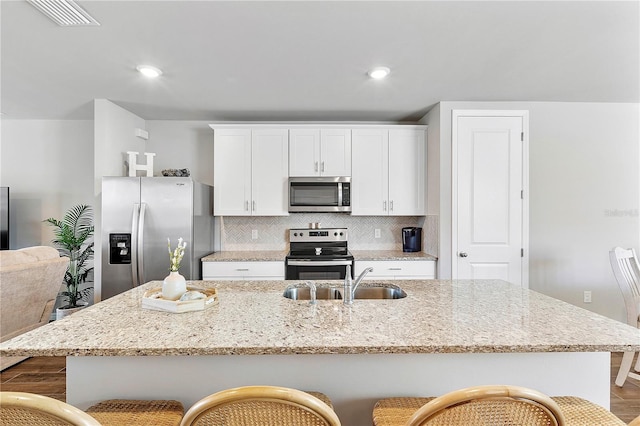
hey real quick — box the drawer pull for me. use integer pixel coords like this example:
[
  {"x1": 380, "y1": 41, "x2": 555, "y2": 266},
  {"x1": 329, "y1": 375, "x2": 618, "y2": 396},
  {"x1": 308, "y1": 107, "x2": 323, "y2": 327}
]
[
  {"x1": 388, "y1": 268, "x2": 402, "y2": 271},
  {"x1": 236, "y1": 268, "x2": 250, "y2": 271}
]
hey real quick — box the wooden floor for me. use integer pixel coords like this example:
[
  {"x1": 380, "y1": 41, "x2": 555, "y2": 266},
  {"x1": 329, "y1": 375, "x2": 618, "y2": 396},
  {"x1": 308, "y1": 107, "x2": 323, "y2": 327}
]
[{"x1": 1, "y1": 353, "x2": 639, "y2": 422}]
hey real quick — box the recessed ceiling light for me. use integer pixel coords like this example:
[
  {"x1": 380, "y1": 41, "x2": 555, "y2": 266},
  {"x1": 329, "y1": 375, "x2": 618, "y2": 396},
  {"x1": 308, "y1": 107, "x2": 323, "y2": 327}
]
[
  {"x1": 368, "y1": 67, "x2": 391, "y2": 79},
  {"x1": 136, "y1": 65, "x2": 163, "y2": 78}
]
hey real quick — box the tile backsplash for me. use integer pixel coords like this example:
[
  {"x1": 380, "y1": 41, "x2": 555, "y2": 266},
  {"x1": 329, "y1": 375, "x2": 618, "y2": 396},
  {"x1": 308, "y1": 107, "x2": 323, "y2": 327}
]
[{"x1": 218, "y1": 214, "x2": 438, "y2": 255}]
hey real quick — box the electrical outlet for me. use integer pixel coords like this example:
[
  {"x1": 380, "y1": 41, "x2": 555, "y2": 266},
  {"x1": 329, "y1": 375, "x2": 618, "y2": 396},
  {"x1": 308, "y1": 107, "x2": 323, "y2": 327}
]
[
  {"x1": 251, "y1": 229, "x2": 258, "y2": 240},
  {"x1": 583, "y1": 290, "x2": 592, "y2": 303},
  {"x1": 374, "y1": 229, "x2": 381, "y2": 238}
]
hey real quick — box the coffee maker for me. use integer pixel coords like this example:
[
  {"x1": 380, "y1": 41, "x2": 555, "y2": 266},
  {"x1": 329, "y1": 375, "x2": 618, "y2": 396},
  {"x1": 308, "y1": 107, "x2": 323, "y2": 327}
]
[{"x1": 402, "y1": 227, "x2": 422, "y2": 252}]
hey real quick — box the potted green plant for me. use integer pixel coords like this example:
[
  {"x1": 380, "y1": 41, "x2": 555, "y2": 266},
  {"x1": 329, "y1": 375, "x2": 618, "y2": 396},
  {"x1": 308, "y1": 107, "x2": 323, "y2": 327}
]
[{"x1": 44, "y1": 204, "x2": 94, "y2": 319}]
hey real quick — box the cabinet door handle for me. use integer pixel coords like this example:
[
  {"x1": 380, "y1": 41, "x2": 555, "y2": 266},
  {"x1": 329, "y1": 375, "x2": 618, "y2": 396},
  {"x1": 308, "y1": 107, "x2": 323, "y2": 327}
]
[
  {"x1": 245, "y1": 200, "x2": 249, "y2": 211},
  {"x1": 383, "y1": 201, "x2": 387, "y2": 211},
  {"x1": 390, "y1": 200, "x2": 394, "y2": 211},
  {"x1": 252, "y1": 200, "x2": 256, "y2": 211},
  {"x1": 321, "y1": 161, "x2": 325, "y2": 173},
  {"x1": 314, "y1": 161, "x2": 319, "y2": 172}
]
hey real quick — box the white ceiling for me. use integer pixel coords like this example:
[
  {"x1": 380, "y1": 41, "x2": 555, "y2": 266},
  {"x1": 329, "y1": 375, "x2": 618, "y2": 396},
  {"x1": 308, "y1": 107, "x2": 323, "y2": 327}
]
[{"x1": 1, "y1": 0, "x2": 638, "y2": 121}]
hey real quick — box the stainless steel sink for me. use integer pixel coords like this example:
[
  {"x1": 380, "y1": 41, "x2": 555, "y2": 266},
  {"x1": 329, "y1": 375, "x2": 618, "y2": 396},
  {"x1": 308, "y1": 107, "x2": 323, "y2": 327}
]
[
  {"x1": 283, "y1": 284, "x2": 406, "y2": 300},
  {"x1": 283, "y1": 286, "x2": 341, "y2": 300},
  {"x1": 353, "y1": 286, "x2": 406, "y2": 299}
]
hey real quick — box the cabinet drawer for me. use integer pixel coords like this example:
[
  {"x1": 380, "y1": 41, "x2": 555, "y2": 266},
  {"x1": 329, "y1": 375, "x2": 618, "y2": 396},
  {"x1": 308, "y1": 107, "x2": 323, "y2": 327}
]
[
  {"x1": 355, "y1": 260, "x2": 435, "y2": 279},
  {"x1": 203, "y1": 261, "x2": 284, "y2": 279}
]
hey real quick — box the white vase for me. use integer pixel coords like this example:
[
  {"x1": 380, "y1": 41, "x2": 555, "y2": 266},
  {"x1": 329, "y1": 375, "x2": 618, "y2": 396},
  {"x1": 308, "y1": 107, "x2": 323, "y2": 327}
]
[{"x1": 162, "y1": 271, "x2": 186, "y2": 300}]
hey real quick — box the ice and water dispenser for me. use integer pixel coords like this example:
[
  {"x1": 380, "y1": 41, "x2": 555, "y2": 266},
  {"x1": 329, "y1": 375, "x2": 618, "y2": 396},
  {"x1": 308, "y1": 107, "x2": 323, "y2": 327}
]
[{"x1": 109, "y1": 233, "x2": 131, "y2": 264}]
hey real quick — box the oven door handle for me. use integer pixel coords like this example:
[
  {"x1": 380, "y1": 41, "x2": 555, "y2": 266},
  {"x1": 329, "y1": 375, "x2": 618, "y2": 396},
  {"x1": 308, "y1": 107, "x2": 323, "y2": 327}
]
[{"x1": 287, "y1": 260, "x2": 353, "y2": 266}]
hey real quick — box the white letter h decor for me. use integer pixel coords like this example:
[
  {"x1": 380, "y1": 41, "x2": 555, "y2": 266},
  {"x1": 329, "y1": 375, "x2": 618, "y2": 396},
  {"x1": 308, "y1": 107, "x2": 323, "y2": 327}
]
[{"x1": 127, "y1": 151, "x2": 156, "y2": 177}]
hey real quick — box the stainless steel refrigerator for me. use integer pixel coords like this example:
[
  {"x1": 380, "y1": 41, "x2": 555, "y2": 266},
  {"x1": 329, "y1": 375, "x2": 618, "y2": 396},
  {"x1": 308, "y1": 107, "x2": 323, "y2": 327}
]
[{"x1": 101, "y1": 177, "x2": 214, "y2": 300}]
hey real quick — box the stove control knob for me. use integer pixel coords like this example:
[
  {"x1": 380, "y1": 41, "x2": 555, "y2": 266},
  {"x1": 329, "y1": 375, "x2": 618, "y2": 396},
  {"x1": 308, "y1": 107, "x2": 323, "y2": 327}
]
[
  {"x1": 339, "y1": 232, "x2": 343, "y2": 236},
  {"x1": 299, "y1": 232, "x2": 304, "y2": 237},
  {"x1": 334, "y1": 232, "x2": 338, "y2": 236}
]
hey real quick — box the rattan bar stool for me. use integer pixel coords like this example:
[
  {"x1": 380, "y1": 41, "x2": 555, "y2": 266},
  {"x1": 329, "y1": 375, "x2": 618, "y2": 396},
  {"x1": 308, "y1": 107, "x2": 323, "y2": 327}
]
[
  {"x1": 551, "y1": 397, "x2": 626, "y2": 425},
  {"x1": 372, "y1": 385, "x2": 626, "y2": 426},
  {"x1": 0, "y1": 391, "x2": 102, "y2": 426},
  {"x1": 180, "y1": 385, "x2": 340, "y2": 426},
  {"x1": 85, "y1": 399, "x2": 184, "y2": 426},
  {"x1": 373, "y1": 385, "x2": 565, "y2": 426}
]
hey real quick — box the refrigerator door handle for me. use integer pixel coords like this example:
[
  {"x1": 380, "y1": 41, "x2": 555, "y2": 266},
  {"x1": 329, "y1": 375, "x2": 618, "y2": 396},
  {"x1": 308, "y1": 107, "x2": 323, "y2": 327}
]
[
  {"x1": 131, "y1": 203, "x2": 140, "y2": 288},
  {"x1": 137, "y1": 203, "x2": 147, "y2": 286}
]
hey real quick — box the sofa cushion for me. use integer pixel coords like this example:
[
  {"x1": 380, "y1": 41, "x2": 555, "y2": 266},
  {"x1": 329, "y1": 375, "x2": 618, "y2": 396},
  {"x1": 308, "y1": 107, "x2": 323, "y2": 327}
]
[
  {"x1": 0, "y1": 246, "x2": 68, "y2": 340},
  {"x1": 0, "y1": 246, "x2": 61, "y2": 267}
]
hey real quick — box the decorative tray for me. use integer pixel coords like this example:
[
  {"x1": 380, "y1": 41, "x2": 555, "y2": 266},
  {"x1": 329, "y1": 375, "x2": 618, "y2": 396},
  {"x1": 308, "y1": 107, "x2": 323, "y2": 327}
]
[{"x1": 141, "y1": 286, "x2": 217, "y2": 313}]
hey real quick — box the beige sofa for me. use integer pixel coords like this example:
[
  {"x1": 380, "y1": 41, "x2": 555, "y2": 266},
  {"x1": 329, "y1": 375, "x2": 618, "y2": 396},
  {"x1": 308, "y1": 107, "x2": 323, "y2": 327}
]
[{"x1": 0, "y1": 246, "x2": 68, "y2": 370}]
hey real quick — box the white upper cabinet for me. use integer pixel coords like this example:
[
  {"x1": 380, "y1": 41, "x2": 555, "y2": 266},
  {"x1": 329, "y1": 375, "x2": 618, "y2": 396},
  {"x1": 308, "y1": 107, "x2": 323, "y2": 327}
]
[
  {"x1": 351, "y1": 129, "x2": 389, "y2": 215},
  {"x1": 351, "y1": 127, "x2": 426, "y2": 216},
  {"x1": 388, "y1": 128, "x2": 426, "y2": 215},
  {"x1": 251, "y1": 129, "x2": 290, "y2": 216},
  {"x1": 213, "y1": 129, "x2": 252, "y2": 216},
  {"x1": 289, "y1": 128, "x2": 351, "y2": 176},
  {"x1": 213, "y1": 128, "x2": 288, "y2": 216}
]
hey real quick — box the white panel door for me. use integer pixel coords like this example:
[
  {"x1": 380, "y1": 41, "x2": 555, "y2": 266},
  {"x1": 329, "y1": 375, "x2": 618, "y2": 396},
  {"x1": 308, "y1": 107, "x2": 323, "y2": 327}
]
[
  {"x1": 213, "y1": 129, "x2": 251, "y2": 216},
  {"x1": 320, "y1": 129, "x2": 352, "y2": 176},
  {"x1": 252, "y1": 129, "x2": 289, "y2": 216},
  {"x1": 289, "y1": 128, "x2": 320, "y2": 176},
  {"x1": 351, "y1": 129, "x2": 389, "y2": 215},
  {"x1": 455, "y1": 115, "x2": 524, "y2": 285},
  {"x1": 388, "y1": 129, "x2": 426, "y2": 215}
]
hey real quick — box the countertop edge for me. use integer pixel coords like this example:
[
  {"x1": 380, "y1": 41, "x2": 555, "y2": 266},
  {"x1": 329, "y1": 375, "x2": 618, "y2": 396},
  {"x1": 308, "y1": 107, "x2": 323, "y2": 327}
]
[{"x1": 3, "y1": 344, "x2": 637, "y2": 357}]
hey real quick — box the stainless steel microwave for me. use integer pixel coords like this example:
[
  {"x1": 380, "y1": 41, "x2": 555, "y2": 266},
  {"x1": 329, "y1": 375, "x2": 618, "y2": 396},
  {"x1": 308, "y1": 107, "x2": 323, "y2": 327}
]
[{"x1": 288, "y1": 177, "x2": 351, "y2": 213}]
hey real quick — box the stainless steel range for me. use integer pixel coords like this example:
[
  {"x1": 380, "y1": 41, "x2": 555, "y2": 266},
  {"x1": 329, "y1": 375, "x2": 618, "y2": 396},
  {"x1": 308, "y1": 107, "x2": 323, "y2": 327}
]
[{"x1": 285, "y1": 228, "x2": 354, "y2": 280}]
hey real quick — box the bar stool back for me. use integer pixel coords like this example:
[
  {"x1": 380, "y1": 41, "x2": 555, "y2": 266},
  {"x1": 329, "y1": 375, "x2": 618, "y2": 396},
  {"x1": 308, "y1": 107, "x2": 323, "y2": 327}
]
[
  {"x1": 0, "y1": 391, "x2": 102, "y2": 426},
  {"x1": 180, "y1": 386, "x2": 340, "y2": 426}
]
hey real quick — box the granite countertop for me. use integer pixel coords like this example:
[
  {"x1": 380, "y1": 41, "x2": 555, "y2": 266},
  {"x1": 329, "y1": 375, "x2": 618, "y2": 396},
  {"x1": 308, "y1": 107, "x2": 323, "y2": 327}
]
[
  {"x1": 351, "y1": 250, "x2": 437, "y2": 261},
  {"x1": 202, "y1": 250, "x2": 437, "y2": 262},
  {"x1": 201, "y1": 251, "x2": 287, "y2": 262},
  {"x1": 1, "y1": 279, "x2": 638, "y2": 357}
]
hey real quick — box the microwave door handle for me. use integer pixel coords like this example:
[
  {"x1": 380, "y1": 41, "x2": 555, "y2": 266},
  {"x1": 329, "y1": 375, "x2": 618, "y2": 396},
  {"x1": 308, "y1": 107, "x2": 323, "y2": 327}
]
[{"x1": 338, "y1": 183, "x2": 343, "y2": 207}]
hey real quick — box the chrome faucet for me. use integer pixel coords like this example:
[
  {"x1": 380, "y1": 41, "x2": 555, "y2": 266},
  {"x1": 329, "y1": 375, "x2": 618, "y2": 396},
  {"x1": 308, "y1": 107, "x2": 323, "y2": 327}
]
[
  {"x1": 343, "y1": 265, "x2": 373, "y2": 305},
  {"x1": 305, "y1": 281, "x2": 317, "y2": 305}
]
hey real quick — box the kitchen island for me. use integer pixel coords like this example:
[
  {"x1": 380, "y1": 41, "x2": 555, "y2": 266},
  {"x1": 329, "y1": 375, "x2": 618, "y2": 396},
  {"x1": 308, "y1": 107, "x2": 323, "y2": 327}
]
[{"x1": 2, "y1": 279, "x2": 638, "y2": 426}]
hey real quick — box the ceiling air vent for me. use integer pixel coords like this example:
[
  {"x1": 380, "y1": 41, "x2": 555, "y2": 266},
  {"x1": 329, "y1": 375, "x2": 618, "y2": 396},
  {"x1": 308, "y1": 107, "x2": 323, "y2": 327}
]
[{"x1": 27, "y1": 0, "x2": 99, "y2": 26}]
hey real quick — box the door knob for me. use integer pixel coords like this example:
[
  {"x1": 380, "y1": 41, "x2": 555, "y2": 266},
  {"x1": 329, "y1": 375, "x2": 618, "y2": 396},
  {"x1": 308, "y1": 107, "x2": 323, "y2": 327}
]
[{"x1": 459, "y1": 252, "x2": 468, "y2": 258}]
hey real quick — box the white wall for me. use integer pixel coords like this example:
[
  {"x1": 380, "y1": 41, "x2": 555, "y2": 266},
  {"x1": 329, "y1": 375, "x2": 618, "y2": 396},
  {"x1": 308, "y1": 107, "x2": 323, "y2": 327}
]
[
  {"x1": 0, "y1": 119, "x2": 93, "y2": 249},
  {"x1": 145, "y1": 120, "x2": 214, "y2": 186},
  {"x1": 93, "y1": 100, "x2": 147, "y2": 300},
  {"x1": 424, "y1": 101, "x2": 640, "y2": 321},
  {"x1": 94, "y1": 99, "x2": 146, "y2": 190}
]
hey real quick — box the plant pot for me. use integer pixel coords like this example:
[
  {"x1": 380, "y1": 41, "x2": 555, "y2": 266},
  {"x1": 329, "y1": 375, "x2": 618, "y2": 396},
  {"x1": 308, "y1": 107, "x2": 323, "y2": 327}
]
[
  {"x1": 55, "y1": 301, "x2": 88, "y2": 320},
  {"x1": 162, "y1": 271, "x2": 187, "y2": 300}
]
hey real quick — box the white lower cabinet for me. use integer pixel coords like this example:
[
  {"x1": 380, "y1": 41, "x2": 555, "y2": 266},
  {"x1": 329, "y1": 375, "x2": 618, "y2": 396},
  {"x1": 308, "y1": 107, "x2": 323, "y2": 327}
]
[
  {"x1": 202, "y1": 261, "x2": 285, "y2": 280},
  {"x1": 354, "y1": 260, "x2": 436, "y2": 280}
]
